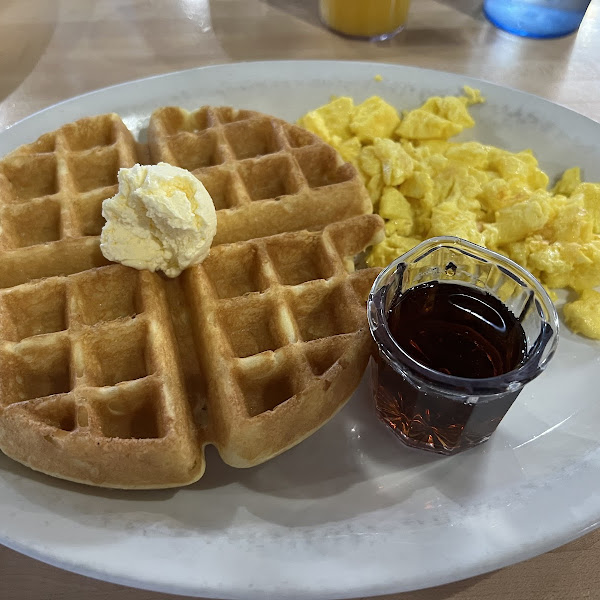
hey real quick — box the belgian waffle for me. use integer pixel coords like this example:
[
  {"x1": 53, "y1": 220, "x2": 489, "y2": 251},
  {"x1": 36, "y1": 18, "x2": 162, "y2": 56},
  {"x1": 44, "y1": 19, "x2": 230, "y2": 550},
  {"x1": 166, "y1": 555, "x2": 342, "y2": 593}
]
[{"x1": 0, "y1": 106, "x2": 384, "y2": 488}]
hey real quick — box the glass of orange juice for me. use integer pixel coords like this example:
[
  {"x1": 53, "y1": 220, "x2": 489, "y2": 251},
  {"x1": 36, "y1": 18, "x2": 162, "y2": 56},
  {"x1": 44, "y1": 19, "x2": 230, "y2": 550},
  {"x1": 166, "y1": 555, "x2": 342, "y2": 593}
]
[{"x1": 319, "y1": 0, "x2": 411, "y2": 41}]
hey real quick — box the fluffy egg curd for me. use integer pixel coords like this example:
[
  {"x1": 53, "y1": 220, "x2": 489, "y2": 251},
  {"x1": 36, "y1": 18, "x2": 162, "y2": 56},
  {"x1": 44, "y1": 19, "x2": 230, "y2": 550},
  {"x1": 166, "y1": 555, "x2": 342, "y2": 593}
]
[{"x1": 298, "y1": 89, "x2": 600, "y2": 340}]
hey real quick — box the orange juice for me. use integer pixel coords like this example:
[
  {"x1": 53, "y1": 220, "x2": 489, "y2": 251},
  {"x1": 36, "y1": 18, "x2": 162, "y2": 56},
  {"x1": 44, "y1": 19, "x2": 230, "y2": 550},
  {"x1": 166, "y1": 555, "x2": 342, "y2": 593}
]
[{"x1": 319, "y1": 0, "x2": 411, "y2": 39}]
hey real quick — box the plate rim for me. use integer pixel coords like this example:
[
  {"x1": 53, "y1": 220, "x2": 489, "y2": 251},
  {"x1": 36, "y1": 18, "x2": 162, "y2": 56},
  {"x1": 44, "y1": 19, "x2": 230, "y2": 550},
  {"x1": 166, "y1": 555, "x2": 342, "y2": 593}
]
[{"x1": 1, "y1": 59, "x2": 600, "y2": 599}]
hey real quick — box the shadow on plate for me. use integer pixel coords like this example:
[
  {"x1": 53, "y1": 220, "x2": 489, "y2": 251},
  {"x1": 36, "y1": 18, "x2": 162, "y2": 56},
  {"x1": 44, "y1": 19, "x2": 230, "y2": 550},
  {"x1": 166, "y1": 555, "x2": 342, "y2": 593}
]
[
  {"x1": 0, "y1": 370, "x2": 457, "y2": 533},
  {"x1": 4, "y1": 357, "x2": 587, "y2": 535}
]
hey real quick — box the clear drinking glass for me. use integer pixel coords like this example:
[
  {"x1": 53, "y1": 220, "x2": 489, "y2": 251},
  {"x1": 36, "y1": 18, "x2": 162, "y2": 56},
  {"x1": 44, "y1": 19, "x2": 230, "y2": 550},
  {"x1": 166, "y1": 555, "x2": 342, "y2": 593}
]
[
  {"x1": 367, "y1": 237, "x2": 559, "y2": 455},
  {"x1": 319, "y1": 0, "x2": 411, "y2": 41},
  {"x1": 483, "y1": 0, "x2": 592, "y2": 39}
]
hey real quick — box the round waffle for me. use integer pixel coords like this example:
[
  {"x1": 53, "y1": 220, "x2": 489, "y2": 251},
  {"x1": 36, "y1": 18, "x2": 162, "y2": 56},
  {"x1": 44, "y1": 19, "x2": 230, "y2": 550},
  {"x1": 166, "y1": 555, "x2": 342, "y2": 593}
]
[{"x1": 0, "y1": 106, "x2": 384, "y2": 488}]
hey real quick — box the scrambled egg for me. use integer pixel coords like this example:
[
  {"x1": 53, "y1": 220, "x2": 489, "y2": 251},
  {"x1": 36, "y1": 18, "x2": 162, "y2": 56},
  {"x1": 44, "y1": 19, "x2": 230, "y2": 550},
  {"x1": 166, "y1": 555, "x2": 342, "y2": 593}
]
[{"x1": 298, "y1": 89, "x2": 600, "y2": 340}]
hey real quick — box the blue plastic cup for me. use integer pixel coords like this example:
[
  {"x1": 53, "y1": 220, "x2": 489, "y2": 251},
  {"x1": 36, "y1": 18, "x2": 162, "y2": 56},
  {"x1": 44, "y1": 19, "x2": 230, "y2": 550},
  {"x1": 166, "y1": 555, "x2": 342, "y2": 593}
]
[{"x1": 483, "y1": 0, "x2": 592, "y2": 38}]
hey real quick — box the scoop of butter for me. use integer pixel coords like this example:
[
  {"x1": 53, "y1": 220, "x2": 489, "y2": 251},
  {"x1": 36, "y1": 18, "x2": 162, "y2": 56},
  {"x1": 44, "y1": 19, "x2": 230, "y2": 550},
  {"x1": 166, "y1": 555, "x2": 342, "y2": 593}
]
[{"x1": 100, "y1": 163, "x2": 217, "y2": 277}]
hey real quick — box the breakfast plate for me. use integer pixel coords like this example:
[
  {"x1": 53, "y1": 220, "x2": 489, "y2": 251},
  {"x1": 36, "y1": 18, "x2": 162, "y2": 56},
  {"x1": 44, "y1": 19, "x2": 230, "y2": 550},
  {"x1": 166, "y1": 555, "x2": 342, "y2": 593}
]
[{"x1": 1, "y1": 61, "x2": 599, "y2": 599}]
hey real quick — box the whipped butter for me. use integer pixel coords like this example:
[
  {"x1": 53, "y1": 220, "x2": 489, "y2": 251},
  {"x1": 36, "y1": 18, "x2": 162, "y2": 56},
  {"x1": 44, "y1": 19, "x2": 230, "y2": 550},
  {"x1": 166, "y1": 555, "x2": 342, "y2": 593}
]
[{"x1": 100, "y1": 163, "x2": 217, "y2": 277}]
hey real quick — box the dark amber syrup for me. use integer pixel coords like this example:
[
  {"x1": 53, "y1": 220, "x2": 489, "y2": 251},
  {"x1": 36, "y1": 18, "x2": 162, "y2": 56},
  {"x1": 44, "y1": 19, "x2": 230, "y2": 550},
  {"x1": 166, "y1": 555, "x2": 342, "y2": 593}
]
[{"x1": 375, "y1": 281, "x2": 527, "y2": 454}]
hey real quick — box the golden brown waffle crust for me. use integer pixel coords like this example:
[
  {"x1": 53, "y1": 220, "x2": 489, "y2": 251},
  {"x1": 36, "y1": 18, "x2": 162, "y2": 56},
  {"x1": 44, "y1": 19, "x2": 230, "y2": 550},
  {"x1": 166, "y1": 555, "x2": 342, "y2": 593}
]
[{"x1": 0, "y1": 106, "x2": 384, "y2": 488}]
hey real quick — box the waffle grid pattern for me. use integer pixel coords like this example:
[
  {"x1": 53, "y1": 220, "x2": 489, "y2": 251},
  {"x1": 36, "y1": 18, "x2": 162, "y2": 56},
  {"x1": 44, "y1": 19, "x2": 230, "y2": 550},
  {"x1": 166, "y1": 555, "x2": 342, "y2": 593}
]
[
  {"x1": 0, "y1": 107, "x2": 384, "y2": 487},
  {"x1": 0, "y1": 264, "x2": 203, "y2": 487},
  {"x1": 0, "y1": 114, "x2": 139, "y2": 249},
  {"x1": 0, "y1": 265, "x2": 179, "y2": 437},
  {"x1": 149, "y1": 107, "x2": 371, "y2": 245},
  {"x1": 0, "y1": 114, "x2": 143, "y2": 289},
  {"x1": 190, "y1": 218, "x2": 379, "y2": 434}
]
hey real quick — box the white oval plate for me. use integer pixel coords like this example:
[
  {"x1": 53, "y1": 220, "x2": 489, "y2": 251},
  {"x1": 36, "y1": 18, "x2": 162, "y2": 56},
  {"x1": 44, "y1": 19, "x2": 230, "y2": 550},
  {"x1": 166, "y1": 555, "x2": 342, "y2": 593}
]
[{"x1": 1, "y1": 61, "x2": 599, "y2": 599}]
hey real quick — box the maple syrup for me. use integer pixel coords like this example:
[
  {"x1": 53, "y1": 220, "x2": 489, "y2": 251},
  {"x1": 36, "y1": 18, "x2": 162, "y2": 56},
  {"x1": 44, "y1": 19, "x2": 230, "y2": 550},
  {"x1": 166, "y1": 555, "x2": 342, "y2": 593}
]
[{"x1": 374, "y1": 281, "x2": 528, "y2": 454}]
